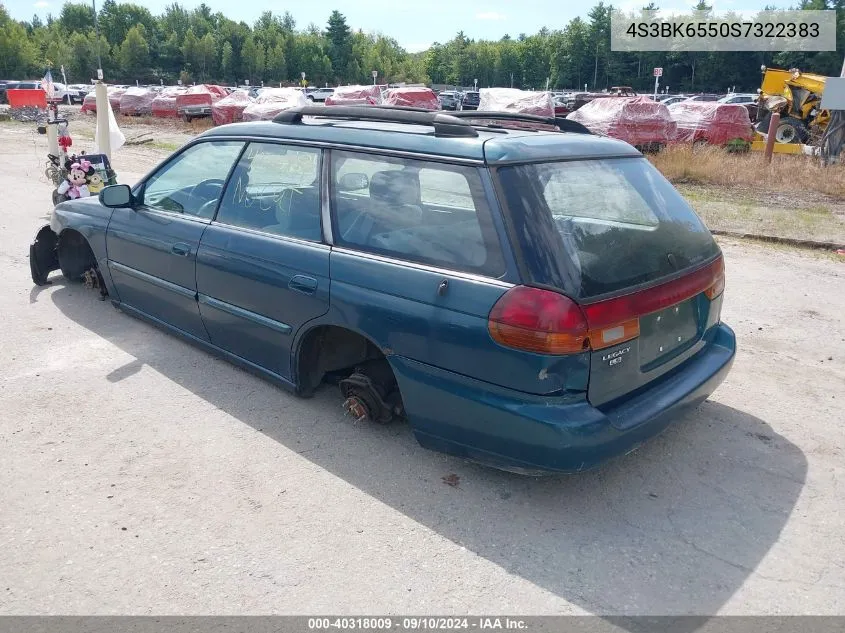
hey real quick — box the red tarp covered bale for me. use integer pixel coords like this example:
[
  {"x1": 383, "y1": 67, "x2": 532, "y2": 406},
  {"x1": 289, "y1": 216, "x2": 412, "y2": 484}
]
[
  {"x1": 212, "y1": 90, "x2": 254, "y2": 125},
  {"x1": 478, "y1": 88, "x2": 555, "y2": 117},
  {"x1": 567, "y1": 96, "x2": 676, "y2": 147},
  {"x1": 151, "y1": 86, "x2": 186, "y2": 118},
  {"x1": 175, "y1": 84, "x2": 228, "y2": 118},
  {"x1": 668, "y1": 101, "x2": 754, "y2": 146},
  {"x1": 107, "y1": 87, "x2": 127, "y2": 112},
  {"x1": 241, "y1": 88, "x2": 308, "y2": 122},
  {"x1": 383, "y1": 87, "x2": 440, "y2": 110},
  {"x1": 119, "y1": 86, "x2": 157, "y2": 116},
  {"x1": 80, "y1": 91, "x2": 96, "y2": 114},
  {"x1": 325, "y1": 85, "x2": 382, "y2": 106}
]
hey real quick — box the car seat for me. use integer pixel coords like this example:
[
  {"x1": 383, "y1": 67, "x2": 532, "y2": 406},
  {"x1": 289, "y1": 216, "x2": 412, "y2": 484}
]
[
  {"x1": 342, "y1": 170, "x2": 423, "y2": 245},
  {"x1": 262, "y1": 187, "x2": 322, "y2": 241}
]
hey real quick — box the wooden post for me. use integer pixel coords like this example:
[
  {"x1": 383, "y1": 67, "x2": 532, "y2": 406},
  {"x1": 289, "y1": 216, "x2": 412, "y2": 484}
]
[{"x1": 764, "y1": 112, "x2": 780, "y2": 164}]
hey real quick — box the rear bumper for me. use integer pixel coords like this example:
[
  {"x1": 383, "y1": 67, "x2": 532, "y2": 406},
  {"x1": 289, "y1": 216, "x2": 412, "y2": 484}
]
[
  {"x1": 392, "y1": 323, "x2": 736, "y2": 474},
  {"x1": 179, "y1": 106, "x2": 211, "y2": 116}
]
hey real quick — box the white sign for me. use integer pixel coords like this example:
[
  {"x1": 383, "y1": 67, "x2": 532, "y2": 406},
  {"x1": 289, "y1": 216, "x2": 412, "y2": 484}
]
[
  {"x1": 654, "y1": 67, "x2": 663, "y2": 77},
  {"x1": 820, "y1": 77, "x2": 845, "y2": 110},
  {"x1": 300, "y1": 71, "x2": 306, "y2": 79},
  {"x1": 372, "y1": 70, "x2": 378, "y2": 78}
]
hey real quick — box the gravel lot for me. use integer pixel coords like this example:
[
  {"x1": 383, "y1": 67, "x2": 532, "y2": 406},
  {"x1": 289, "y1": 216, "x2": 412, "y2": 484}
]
[{"x1": 1, "y1": 121, "x2": 844, "y2": 615}]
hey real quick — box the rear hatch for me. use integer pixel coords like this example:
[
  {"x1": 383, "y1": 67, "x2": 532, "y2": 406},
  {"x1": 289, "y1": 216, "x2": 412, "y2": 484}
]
[{"x1": 495, "y1": 156, "x2": 724, "y2": 408}]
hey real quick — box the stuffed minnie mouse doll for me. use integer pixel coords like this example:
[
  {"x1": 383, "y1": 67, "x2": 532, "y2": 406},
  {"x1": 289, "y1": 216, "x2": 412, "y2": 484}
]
[{"x1": 57, "y1": 159, "x2": 92, "y2": 199}]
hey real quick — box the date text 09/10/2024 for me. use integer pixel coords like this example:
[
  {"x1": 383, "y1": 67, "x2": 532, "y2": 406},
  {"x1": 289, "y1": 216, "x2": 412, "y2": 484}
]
[{"x1": 307, "y1": 617, "x2": 528, "y2": 630}]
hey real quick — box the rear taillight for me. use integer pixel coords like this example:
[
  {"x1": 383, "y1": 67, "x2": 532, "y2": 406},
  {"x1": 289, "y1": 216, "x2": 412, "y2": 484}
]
[
  {"x1": 488, "y1": 286, "x2": 590, "y2": 354},
  {"x1": 704, "y1": 257, "x2": 725, "y2": 299},
  {"x1": 488, "y1": 255, "x2": 725, "y2": 355}
]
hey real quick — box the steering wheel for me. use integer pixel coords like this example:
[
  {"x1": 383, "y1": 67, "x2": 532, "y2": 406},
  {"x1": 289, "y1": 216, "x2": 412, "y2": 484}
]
[{"x1": 189, "y1": 178, "x2": 225, "y2": 217}]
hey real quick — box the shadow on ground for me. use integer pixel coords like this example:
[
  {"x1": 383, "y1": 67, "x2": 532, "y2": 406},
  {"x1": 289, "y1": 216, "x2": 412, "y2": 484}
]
[{"x1": 49, "y1": 281, "x2": 807, "y2": 617}]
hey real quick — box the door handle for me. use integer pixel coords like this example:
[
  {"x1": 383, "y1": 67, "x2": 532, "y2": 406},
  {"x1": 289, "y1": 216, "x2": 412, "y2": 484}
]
[
  {"x1": 171, "y1": 243, "x2": 191, "y2": 257},
  {"x1": 288, "y1": 275, "x2": 318, "y2": 295}
]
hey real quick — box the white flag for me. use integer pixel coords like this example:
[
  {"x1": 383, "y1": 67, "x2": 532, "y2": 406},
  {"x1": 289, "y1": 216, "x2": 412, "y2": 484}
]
[{"x1": 95, "y1": 95, "x2": 126, "y2": 154}]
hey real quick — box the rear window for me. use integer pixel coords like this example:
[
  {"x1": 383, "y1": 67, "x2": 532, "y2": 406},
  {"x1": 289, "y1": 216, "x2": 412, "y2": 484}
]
[{"x1": 497, "y1": 157, "x2": 719, "y2": 299}]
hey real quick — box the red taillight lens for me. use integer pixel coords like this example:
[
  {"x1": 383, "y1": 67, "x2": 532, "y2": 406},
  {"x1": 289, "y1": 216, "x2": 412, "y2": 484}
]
[
  {"x1": 489, "y1": 256, "x2": 725, "y2": 355},
  {"x1": 488, "y1": 286, "x2": 589, "y2": 354},
  {"x1": 704, "y1": 257, "x2": 725, "y2": 299}
]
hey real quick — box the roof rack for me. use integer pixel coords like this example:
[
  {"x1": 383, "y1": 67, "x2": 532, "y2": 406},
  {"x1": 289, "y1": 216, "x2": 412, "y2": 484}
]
[
  {"x1": 449, "y1": 111, "x2": 593, "y2": 135},
  {"x1": 273, "y1": 105, "x2": 479, "y2": 138}
]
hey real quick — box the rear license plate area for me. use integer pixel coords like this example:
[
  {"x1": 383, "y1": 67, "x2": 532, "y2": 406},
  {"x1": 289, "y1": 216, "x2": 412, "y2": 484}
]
[{"x1": 638, "y1": 297, "x2": 699, "y2": 368}]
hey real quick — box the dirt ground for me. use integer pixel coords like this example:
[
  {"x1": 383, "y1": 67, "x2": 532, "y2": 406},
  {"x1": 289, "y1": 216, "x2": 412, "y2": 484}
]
[
  {"x1": 0, "y1": 119, "x2": 844, "y2": 615},
  {"x1": 678, "y1": 183, "x2": 845, "y2": 245}
]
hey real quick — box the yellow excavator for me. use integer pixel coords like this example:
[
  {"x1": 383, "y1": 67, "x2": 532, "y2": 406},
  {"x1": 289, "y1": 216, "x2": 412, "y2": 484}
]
[{"x1": 755, "y1": 66, "x2": 829, "y2": 145}]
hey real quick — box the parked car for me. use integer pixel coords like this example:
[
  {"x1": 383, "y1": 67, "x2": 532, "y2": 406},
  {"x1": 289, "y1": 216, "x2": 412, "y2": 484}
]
[
  {"x1": 0, "y1": 80, "x2": 19, "y2": 104},
  {"x1": 657, "y1": 95, "x2": 687, "y2": 106},
  {"x1": 67, "y1": 84, "x2": 94, "y2": 103},
  {"x1": 47, "y1": 82, "x2": 85, "y2": 104},
  {"x1": 684, "y1": 94, "x2": 721, "y2": 102},
  {"x1": 438, "y1": 90, "x2": 462, "y2": 110},
  {"x1": 460, "y1": 90, "x2": 480, "y2": 110},
  {"x1": 304, "y1": 86, "x2": 335, "y2": 102},
  {"x1": 553, "y1": 95, "x2": 570, "y2": 117},
  {"x1": 29, "y1": 105, "x2": 733, "y2": 474}
]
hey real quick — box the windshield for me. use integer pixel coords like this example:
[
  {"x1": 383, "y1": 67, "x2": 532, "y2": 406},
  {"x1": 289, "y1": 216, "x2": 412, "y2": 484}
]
[{"x1": 496, "y1": 157, "x2": 720, "y2": 299}]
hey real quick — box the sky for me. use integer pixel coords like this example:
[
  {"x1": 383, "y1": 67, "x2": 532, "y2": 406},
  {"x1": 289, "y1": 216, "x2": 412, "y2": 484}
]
[{"x1": 7, "y1": 0, "x2": 788, "y2": 52}]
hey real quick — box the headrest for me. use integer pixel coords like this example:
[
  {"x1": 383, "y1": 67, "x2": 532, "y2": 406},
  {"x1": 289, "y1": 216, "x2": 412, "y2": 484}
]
[{"x1": 369, "y1": 170, "x2": 420, "y2": 206}]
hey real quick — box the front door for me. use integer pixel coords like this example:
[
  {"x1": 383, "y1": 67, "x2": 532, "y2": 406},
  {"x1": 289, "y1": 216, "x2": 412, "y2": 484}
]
[
  {"x1": 106, "y1": 140, "x2": 245, "y2": 340},
  {"x1": 195, "y1": 142, "x2": 330, "y2": 379}
]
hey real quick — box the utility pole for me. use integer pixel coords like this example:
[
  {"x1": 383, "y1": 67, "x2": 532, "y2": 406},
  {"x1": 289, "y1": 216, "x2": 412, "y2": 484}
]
[{"x1": 91, "y1": 0, "x2": 102, "y2": 77}]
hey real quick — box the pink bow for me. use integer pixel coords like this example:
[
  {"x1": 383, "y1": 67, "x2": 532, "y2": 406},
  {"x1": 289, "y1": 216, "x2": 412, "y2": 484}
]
[{"x1": 79, "y1": 159, "x2": 91, "y2": 171}]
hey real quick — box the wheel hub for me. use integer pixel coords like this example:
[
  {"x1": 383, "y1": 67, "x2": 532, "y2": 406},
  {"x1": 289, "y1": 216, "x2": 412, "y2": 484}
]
[{"x1": 343, "y1": 395, "x2": 371, "y2": 422}]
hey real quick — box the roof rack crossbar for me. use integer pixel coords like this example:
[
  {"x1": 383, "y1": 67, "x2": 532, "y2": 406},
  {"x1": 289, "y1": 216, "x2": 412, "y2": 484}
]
[
  {"x1": 449, "y1": 111, "x2": 593, "y2": 135},
  {"x1": 273, "y1": 105, "x2": 478, "y2": 138}
]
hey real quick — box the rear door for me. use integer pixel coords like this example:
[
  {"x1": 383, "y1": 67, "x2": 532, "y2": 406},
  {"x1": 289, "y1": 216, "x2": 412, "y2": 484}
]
[
  {"x1": 327, "y1": 150, "x2": 553, "y2": 394},
  {"x1": 106, "y1": 140, "x2": 244, "y2": 340},
  {"x1": 195, "y1": 141, "x2": 330, "y2": 380}
]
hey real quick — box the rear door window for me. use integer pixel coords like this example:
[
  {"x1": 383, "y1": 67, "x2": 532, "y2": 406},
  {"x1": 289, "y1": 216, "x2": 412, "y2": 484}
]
[
  {"x1": 330, "y1": 150, "x2": 505, "y2": 277},
  {"x1": 497, "y1": 157, "x2": 720, "y2": 299}
]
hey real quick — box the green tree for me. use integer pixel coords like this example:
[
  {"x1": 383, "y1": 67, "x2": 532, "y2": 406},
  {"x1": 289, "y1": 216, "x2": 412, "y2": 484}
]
[
  {"x1": 194, "y1": 32, "x2": 216, "y2": 79},
  {"x1": 119, "y1": 24, "x2": 150, "y2": 80},
  {"x1": 0, "y1": 9, "x2": 38, "y2": 77},
  {"x1": 58, "y1": 3, "x2": 94, "y2": 33},
  {"x1": 221, "y1": 41, "x2": 234, "y2": 82},
  {"x1": 325, "y1": 10, "x2": 352, "y2": 82},
  {"x1": 266, "y1": 43, "x2": 287, "y2": 82},
  {"x1": 241, "y1": 35, "x2": 265, "y2": 83},
  {"x1": 181, "y1": 28, "x2": 198, "y2": 70},
  {"x1": 98, "y1": 0, "x2": 155, "y2": 47}
]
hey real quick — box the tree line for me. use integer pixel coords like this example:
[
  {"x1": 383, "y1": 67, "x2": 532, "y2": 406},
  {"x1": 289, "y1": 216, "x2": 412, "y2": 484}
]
[{"x1": 0, "y1": 0, "x2": 843, "y2": 91}]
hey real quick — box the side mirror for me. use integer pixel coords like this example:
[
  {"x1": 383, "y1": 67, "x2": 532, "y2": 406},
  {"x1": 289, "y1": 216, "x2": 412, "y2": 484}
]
[
  {"x1": 99, "y1": 184, "x2": 134, "y2": 208},
  {"x1": 338, "y1": 172, "x2": 369, "y2": 192}
]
